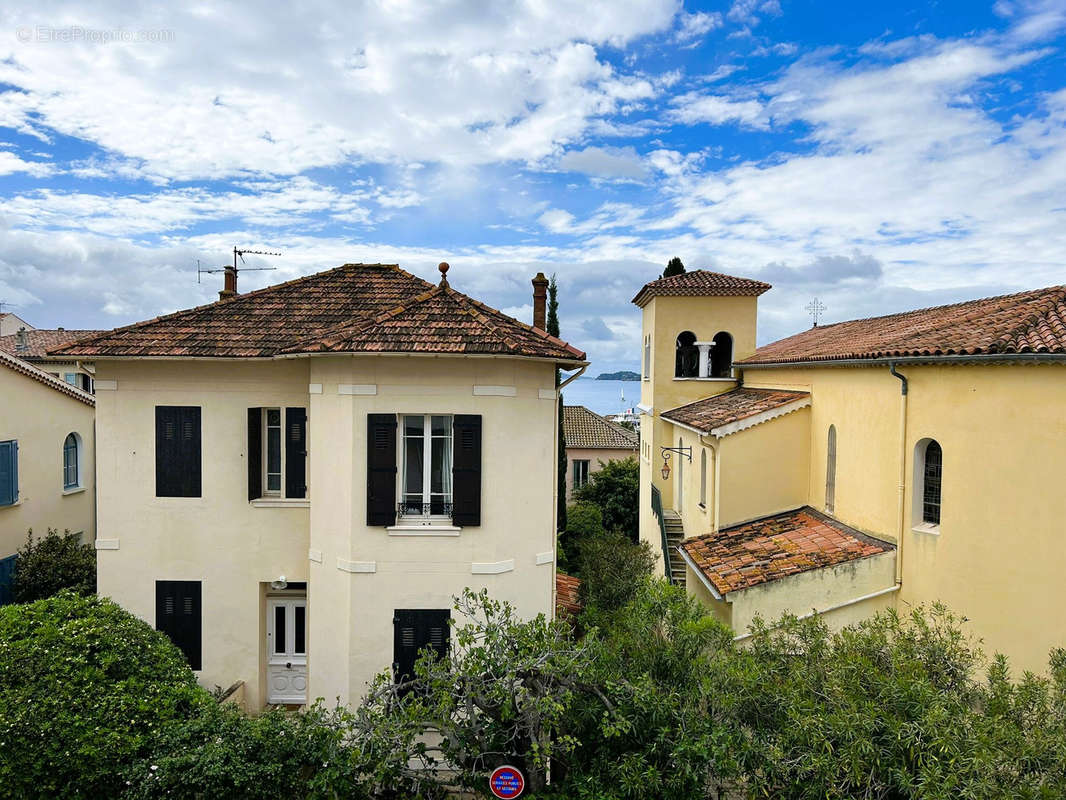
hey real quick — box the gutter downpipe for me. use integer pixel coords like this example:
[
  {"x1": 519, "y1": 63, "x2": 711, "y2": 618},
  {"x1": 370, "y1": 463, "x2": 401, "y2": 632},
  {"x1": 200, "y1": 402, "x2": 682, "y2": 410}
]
[{"x1": 889, "y1": 362, "x2": 908, "y2": 586}]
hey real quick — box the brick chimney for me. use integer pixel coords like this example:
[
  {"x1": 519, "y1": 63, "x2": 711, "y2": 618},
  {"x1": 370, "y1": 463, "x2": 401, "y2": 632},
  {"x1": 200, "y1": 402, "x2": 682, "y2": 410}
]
[
  {"x1": 15, "y1": 327, "x2": 29, "y2": 353},
  {"x1": 219, "y1": 266, "x2": 237, "y2": 300},
  {"x1": 532, "y1": 272, "x2": 548, "y2": 330}
]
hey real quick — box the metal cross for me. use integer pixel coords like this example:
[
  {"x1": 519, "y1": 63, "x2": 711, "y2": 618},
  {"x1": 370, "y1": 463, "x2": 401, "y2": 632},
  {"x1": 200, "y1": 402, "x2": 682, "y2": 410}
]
[{"x1": 805, "y1": 297, "x2": 826, "y2": 327}]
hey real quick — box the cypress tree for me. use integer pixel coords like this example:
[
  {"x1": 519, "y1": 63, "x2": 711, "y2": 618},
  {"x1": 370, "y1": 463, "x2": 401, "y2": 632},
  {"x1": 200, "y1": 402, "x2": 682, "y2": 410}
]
[
  {"x1": 662, "y1": 256, "x2": 686, "y2": 278},
  {"x1": 547, "y1": 274, "x2": 567, "y2": 533}
]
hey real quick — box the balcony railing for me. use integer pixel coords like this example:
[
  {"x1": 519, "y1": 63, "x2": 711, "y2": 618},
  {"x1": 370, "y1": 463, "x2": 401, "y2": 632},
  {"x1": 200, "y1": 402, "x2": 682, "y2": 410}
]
[{"x1": 398, "y1": 501, "x2": 453, "y2": 518}]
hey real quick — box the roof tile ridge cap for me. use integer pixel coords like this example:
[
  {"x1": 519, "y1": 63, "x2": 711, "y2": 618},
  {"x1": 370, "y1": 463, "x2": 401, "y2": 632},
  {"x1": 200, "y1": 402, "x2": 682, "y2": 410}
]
[
  {"x1": 384, "y1": 262, "x2": 436, "y2": 291},
  {"x1": 445, "y1": 289, "x2": 526, "y2": 353},
  {"x1": 459, "y1": 292, "x2": 585, "y2": 358},
  {"x1": 0, "y1": 350, "x2": 96, "y2": 404}
]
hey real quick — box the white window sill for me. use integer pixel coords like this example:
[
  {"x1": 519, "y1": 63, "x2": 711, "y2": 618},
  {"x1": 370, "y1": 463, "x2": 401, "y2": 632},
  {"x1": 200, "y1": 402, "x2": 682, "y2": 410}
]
[
  {"x1": 673, "y1": 377, "x2": 737, "y2": 382},
  {"x1": 63, "y1": 486, "x2": 86, "y2": 496},
  {"x1": 388, "y1": 523, "x2": 462, "y2": 536},
  {"x1": 251, "y1": 498, "x2": 311, "y2": 508},
  {"x1": 912, "y1": 523, "x2": 941, "y2": 536}
]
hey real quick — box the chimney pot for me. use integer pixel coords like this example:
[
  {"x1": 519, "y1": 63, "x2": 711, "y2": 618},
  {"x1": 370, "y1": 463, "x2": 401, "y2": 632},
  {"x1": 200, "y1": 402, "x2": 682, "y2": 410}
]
[
  {"x1": 532, "y1": 272, "x2": 549, "y2": 330},
  {"x1": 219, "y1": 266, "x2": 237, "y2": 300},
  {"x1": 15, "y1": 327, "x2": 29, "y2": 353}
]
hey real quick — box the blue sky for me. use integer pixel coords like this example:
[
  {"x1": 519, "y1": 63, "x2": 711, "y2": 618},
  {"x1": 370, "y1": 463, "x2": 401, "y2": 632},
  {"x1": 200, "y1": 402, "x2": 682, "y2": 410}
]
[{"x1": 0, "y1": 0, "x2": 1064, "y2": 373}]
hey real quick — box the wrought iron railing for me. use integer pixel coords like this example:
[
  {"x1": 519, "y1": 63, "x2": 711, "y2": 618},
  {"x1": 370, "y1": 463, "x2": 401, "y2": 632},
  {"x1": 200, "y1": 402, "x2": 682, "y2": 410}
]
[
  {"x1": 650, "y1": 484, "x2": 675, "y2": 585},
  {"x1": 398, "y1": 501, "x2": 453, "y2": 517}
]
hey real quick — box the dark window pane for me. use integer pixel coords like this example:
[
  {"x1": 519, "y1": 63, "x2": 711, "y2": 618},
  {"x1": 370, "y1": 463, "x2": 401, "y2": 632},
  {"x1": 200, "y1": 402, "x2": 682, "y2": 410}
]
[
  {"x1": 923, "y1": 441, "x2": 942, "y2": 525},
  {"x1": 274, "y1": 606, "x2": 286, "y2": 655},
  {"x1": 294, "y1": 605, "x2": 305, "y2": 654}
]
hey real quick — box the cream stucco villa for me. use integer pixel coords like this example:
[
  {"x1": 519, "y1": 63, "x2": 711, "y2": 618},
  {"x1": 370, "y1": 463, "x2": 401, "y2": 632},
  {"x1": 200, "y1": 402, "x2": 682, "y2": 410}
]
[
  {"x1": 55, "y1": 262, "x2": 586, "y2": 709},
  {"x1": 636, "y1": 270, "x2": 1066, "y2": 672}
]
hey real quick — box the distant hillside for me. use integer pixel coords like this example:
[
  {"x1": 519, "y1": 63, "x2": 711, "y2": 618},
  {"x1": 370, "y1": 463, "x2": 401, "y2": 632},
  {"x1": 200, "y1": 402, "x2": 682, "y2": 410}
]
[{"x1": 596, "y1": 370, "x2": 640, "y2": 381}]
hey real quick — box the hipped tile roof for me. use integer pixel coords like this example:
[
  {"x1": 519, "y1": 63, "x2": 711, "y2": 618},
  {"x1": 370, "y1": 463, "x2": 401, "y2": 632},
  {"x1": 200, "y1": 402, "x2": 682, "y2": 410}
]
[
  {"x1": 681, "y1": 507, "x2": 892, "y2": 595},
  {"x1": 661, "y1": 388, "x2": 809, "y2": 435},
  {"x1": 742, "y1": 286, "x2": 1066, "y2": 365},
  {"x1": 0, "y1": 329, "x2": 105, "y2": 360},
  {"x1": 51, "y1": 263, "x2": 585, "y2": 363},
  {"x1": 563, "y1": 405, "x2": 638, "y2": 449},
  {"x1": 632, "y1": 270, "x2": 772, "y2": 307},
  {"x1": 0, "y1": 350, "x2": 95, "y2": 406}
]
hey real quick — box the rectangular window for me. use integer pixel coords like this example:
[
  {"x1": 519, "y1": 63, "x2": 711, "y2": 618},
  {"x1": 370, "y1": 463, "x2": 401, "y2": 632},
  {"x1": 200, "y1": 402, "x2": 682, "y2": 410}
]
[
  {"x1": 63, "y1": 373, "x2": 78, "y2": 386},
  {"x1": 643, "y1": 335, "x2": 651, "y2": 379},
  {"x1": 155, "y1": 406, "x2": 201, "y2": 498},
  {"x1": 0, "y1": 440, "x2": 18, "y2": 506},
  {"x1": 400, "y1": 415, "x2": 453, "y2": 517},
  {"x1": 155, "y1": 580, "x2": 202, "y2": 670},
  {"x1": 393, "y1": 609, "x2": 450, "y2": 688},
  {"x1": 248, "y1": 407, "x2": 307, "y2": 501},
  {"x1": 573, "y1": 459, "x2": 590, "y2": 491},
  {"x1": 264, "y1": 408, "x2": 282, "y2": 494}
]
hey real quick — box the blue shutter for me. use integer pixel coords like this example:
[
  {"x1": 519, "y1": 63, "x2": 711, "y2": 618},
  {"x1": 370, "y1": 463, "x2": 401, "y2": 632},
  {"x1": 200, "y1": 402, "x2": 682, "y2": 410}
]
[{"x1": 0, "y1": 441, "x2": 17, "y2": 507}]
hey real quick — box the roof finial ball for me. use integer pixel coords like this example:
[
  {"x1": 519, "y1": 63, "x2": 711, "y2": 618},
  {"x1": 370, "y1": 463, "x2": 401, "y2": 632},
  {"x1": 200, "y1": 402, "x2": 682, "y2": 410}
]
[{"x1": 438, "y1": 261, "x2": 450, "y2": 288}]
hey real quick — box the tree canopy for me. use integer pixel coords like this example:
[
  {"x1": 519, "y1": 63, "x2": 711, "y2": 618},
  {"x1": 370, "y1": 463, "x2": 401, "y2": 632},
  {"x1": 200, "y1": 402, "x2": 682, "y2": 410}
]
[{"x1": 662, "y1": 256, "x2": 686, "y2": 278}]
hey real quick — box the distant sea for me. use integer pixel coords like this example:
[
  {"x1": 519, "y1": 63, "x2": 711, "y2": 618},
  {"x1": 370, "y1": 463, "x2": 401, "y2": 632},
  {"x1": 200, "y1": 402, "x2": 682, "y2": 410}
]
[{"x1": 559, "y1": 378, "x2": 639, "y2": 416}]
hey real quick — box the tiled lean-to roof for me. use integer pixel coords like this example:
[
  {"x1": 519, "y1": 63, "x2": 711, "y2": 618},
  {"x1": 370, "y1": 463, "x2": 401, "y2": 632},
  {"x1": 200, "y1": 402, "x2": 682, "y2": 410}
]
[
  {"x1": 563, "y1": 405, "x2": 638, "y2": 450},
  {"x1": 0, "y1": 350, "x2": 95, "y2": 406},
  {"x1": 661, "y1": 388, "x2": 810, "y2": 436},
  {"x1": 741, "y1": 286, "x2": 1066, "y2": 365},
  {"x1": 632, "y1": 270, "x2": 772, "y2": 307},
  {"x1": 556, "y1": 572, "x2": 582, "y2": 617},
  {"x1": 51, "y1": 263, "x2": 585, "y2": 363},
  {"x1": 681, "y1": 507, "x2": 892, "y2": 596},
  {"x1": 0, "y1": 328, "x2": 105, "y2": 360}
]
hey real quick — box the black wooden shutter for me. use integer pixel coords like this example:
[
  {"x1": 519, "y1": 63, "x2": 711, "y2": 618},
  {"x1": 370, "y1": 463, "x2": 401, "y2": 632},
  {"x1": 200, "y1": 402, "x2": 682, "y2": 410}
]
[
  {"x1": 393, "y1": 609, "x2": 450, "y2": 686},
  {"x1": 155, "y1": 580, "x2": 202, "y2": 670},
  {"x1": 0, "y1": 440, "x2": 17, "y2": 506},
  {"x1": 285, "y1": 408, "x2": 307, "y2": 499},
  {"x1": 156, "y1": 407, "x2": 201, "y2": 497},
  {"x1": 247, "y1": 408, "x2": 262, "y2": 501},
  {"x1": 367, "y1": 414, "x2": 397, "y2": 526},
  {"x1": 452, "y1": 415, "x2": 482, "y2": 526}
]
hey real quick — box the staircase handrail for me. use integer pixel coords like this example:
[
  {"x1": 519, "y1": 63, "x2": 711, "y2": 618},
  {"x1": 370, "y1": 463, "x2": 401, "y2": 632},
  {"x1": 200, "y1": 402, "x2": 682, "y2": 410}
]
[{"x1": 650, "y1": 484, "x2": 675, "y2": 585}]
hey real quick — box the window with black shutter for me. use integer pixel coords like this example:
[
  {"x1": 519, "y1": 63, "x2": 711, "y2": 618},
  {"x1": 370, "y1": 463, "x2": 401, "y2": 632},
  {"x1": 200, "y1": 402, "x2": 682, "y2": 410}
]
[
  {"x1": 451, "y1": 415, "x2": 482, "y2": 527},
  {"x1": 155, "y1": 580, "x2": 202, "y2": 670},
  {"x1": 247, "y1": 407, "x2": 307, "y2": 501},
  {"x1": 367, "y1": 414, "x2": 397, "y2": 526},
  {"x1": 285, "y1": 408, "x2": 307, "y2": 499},
  {"x1": 155, "y1": 407, "x2": 201, "y2": 497},
  {"x1": 393, "y1": 609, "x2": 450, "y2": 688}
]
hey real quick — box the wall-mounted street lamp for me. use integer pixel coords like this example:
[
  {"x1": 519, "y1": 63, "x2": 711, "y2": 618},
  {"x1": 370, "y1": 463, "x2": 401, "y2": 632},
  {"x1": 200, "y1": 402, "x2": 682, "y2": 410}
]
[{"x1": 659, "y1": 445, "x2": 692, "y2": 480}]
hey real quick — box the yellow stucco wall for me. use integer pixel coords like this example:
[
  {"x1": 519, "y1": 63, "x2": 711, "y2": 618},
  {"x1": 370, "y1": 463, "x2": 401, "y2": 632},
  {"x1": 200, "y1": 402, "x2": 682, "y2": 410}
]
[
  {"x1": 94, "y1": 355, "x2": 559, "y2": 709},
  {"x1": 0, "y1": 365, "x2": 95, "y2": 555}
]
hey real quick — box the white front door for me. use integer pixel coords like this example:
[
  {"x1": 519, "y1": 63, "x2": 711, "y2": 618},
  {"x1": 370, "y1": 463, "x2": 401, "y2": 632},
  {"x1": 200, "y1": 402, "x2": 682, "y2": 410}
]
[{"x1": 267, "y1": 597, "x2": 307, "y2": 704}]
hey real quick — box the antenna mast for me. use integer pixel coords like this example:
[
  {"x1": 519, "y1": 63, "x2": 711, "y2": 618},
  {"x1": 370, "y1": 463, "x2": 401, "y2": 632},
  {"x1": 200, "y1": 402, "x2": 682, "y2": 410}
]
[{"x1": 197, "y1": 247, "x2": 281, "y2": 299}]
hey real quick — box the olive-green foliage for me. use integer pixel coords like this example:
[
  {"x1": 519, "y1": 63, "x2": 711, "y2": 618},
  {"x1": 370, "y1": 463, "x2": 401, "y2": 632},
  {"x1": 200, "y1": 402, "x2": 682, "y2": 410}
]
[
  {"x1": 14, "y1": 527, "x2": 96, "y2": 602},
  {"x1": 0, "y1": 591, "x2": 211, "y2": 799},
  {"x1": 573, "y1": 456, "x2": 639, "y2": 542},
  {"x1": 575, "y1": 529, "x2": 655, "y2": 612},
  {"x1": 561, "y1": 501, "x2": 605, "y2": 571}
]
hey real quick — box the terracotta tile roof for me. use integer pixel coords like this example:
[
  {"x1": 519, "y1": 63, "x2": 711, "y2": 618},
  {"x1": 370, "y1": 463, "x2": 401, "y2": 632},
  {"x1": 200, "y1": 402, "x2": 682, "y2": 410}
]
[
  {"x1": 661, "y1": 388, "x2": 810, "y2": 435},
  {"x1": 632, "y1": 270, "x2": 772, "y2": 307},
  {"x1": 0, "y1": 329, "x2": 105, "y2": 360},
  {"x1": 563, "y1": 405, "x2": 638, "y2": 450},
  {"x1": 556, "y1": 572, "x2": 582, "y2": 617},
  {"x1": 0, "y1": 350, "x2": 95, "y2": 406},
  {"x1": 681, "y1": 507, "x2": 892, "y2": 595},
  {"x1": 51, "y1": 264, "x2": 585, "y2": 363},
  {"x1": 741, "y1": 286, "x2": 1066, "y2": 365}
]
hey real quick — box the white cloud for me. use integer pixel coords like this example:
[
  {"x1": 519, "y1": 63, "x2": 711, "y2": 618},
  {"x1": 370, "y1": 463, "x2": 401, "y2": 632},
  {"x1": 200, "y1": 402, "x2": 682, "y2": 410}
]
[
  {"x1": 0, "y1": 150, "x2": 53, "y2": 177},
  {"x1": 674, "y1": 11, "x2": 723, "y2": 43},
  {"x1": 668, "y1": 92, "x2": 767, "y2": 127},
  {"x1": 556, "y1": 146, "x2": 649, "y2": 180}
]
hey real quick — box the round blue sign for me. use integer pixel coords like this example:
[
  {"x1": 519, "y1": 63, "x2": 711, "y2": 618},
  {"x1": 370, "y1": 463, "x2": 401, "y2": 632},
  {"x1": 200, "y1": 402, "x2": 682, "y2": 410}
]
[{"x1": 489, "y1": 764, "x2": 525, "y2": 798}]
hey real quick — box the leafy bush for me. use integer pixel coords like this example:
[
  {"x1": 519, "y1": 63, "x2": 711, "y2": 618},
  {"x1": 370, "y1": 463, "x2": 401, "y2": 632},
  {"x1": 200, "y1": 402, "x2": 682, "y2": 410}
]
[
  {"x1": 14, "y1": 527, "x2": 96, "y2": 602},
  {"x1": 575, "y1": 530, "x2": 655, "y2": 612},
  {"x1": 573, "y1": 457, "x2": 639, "y2": 542},
  {"x1": 0, "y1": 591, "x2": 211, "y2": 799},
  {"x1": 561, "y1": 502, "x2": 605, "y2": 571}
]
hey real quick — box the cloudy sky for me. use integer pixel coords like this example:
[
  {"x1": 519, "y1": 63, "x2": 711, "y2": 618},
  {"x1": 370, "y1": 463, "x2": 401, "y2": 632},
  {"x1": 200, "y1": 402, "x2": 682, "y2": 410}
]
[{"x1": 0, "y1": 0, "x2": 1064, "y2": 373}]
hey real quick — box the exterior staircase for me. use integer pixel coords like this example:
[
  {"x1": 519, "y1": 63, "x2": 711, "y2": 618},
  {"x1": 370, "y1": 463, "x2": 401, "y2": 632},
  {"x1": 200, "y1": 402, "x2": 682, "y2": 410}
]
[{"x1": 662, "y1": 510, "x2": 687, "y2": 589}]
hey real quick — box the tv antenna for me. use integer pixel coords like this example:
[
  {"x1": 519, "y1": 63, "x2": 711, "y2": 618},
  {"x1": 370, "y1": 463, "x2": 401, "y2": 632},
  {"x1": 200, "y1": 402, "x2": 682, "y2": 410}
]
[
  {"x1": 0, "y1": 300, "x2": 19, "y2": 314},
  {"x1": 805, "y1": 297, "x2": 826, "y2": 327},
  {"x1": 197, "y1": 247, "x2": 280, "y2": 298}
]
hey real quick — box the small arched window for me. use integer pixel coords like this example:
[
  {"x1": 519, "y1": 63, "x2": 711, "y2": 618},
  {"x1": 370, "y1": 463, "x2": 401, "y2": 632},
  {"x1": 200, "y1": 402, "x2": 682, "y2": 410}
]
[
  {"x1": 825, "y1": 425, "x2": 837, "y2": 514},
  {"x1": 63, "y1": 433, "x2": 80, "y2": 490},
  {"x1": 675, "y1": 331, "x2": 698, "y2": 378},
  {"x1": 710, "y1": 331, "x2": 733, "y2": 377},
  {"x1": 921, "y1": 440, "x2": 942, "y2": 526},
  {"x1": 700, "y1": 448, "x2": 707, "y2": 508}
]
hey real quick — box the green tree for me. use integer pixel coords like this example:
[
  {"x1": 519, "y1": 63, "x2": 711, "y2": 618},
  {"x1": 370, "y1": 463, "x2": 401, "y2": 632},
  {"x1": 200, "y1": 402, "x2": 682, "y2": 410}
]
[
  {"x1": 0, "y1": 591, "x2": 211, "y2": 799},
  {"x1": 14, "y1": 527, "x2": 96, "y2": 602},
  {"x1": 662, "y1": 256, "x2": 685, "y2": 278},
  {"x1": 561, "y1": 502, "x2": 606, "y2": 573},
  {"x1": 574, "y1": 456, "x2": 639, "y2": 542},
  {"x1": 547, "y1": 272, "x2": 567, "y2": 533},
  {"x1": 575, "y1": 530, "x2": 655, "y2": 612}
]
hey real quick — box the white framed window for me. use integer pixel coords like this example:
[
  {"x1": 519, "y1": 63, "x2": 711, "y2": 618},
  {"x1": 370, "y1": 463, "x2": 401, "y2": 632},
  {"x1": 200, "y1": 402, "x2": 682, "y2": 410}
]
[
  {"x1": 699, "y1": 448, "x2": 707, "y2": 508},
  {"x1": 913, "y1": 438, "x2": 942, "y2": 529},
  {"x1": 573, "y1": 459, "x2": 590, "y2": 491},
  {"x1": 401, "y1": 415, "x2": 453, "y2": 518},
  {"x1": 63, "y1": 432, "x2": 81, "y2": 490},
  {"x1": 825, "y1": 425, "x2": 837, "y2": 514},
  {"x1": 643, "y1": 335, "x2": 651, "y2": 380},
  {"x1": 264, "y1": 408, "x2": 283, "y2": 495}
]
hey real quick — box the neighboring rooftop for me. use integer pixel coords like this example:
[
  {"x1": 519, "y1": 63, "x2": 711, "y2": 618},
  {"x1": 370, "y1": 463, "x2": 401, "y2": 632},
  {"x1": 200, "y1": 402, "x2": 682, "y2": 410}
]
[
  {"x1": 680, "y1": 507, "x2": 892, "y2": 596},
  {"x1": 662, "y1": 388, "x2": 810, "y2": 437},
  {"x1": 51, "y1": 263, "x2": 585, "y2": 363},
  {"x1": 563, "y1": 405, "x2": 638, "y2": 449},
  {"x1": 0, "y1": 328, "x2": 106, "y2": 360},
  {"x1": 556, "y1": 572, "x2": 582, "y2": 617},
  {"x1": 632, "y1": 270, "x2": 772, "y2": 307},
  {"x1": 742, "y1": 285, "x2": 1066, "y2": 365},
  {"x1": 0, "y1": 349, "x2": 95, "y2": 406}
]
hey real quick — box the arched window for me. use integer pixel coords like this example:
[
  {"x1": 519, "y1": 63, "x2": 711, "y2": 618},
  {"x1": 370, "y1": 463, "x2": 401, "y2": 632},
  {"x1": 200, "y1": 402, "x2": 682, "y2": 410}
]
[
  {"x1": 676, "y1": 437, "x2": 684, "y2": 508},
  {"x1": 825, "y1": 425, "x2": 836, "y2": 514},
  {"x1": 63, "y1": 433, "x2": 80, "y2": 490},
  {"x1": 700, "y1": 448, "x2": 707, "y2": 508},
  {"x1": 710, "y1": 331, "x2": 733, "y2": 377},
  {"x1": 675, "y1": 331, "x2": 698, "y2": 378},
  {"x1": 921, "y1": 440, "x2": 942, "y2": 526}
]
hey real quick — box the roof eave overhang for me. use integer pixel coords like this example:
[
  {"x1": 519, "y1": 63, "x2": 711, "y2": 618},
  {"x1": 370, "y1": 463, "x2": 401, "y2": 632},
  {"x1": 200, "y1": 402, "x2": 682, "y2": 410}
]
[
  {"x1": 662, "y1": 396, "x2": 811, "y2": 439},
  {"x1": 740, "y1": 353, "x2": 1066, "y2": 368},
  {"x1": 59, "y1": 351, "x2": 589, "y2": 368},
  {"x1": 677, "y1": 546, "x2": 726, "y2": 601}
]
